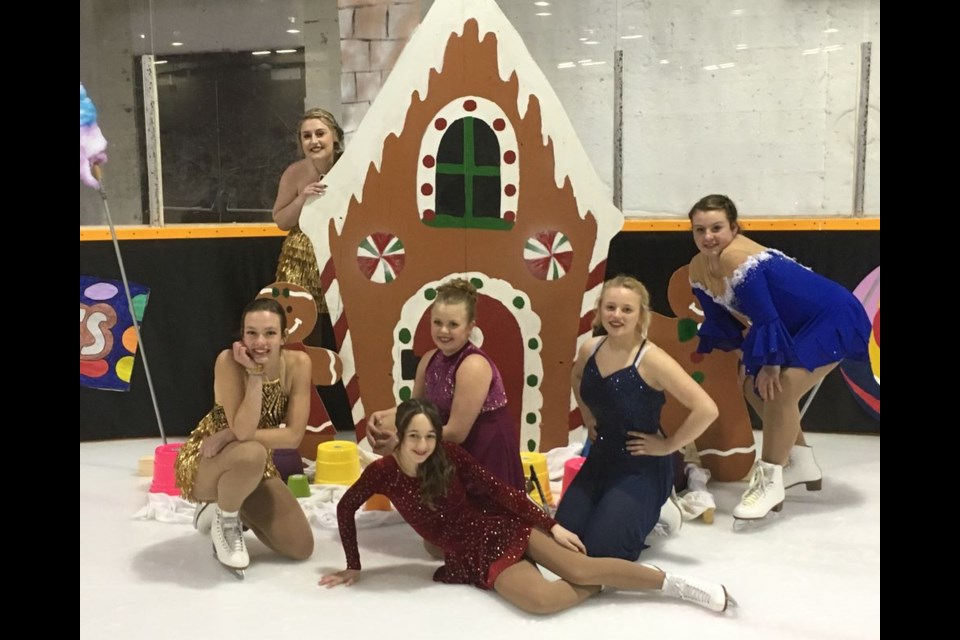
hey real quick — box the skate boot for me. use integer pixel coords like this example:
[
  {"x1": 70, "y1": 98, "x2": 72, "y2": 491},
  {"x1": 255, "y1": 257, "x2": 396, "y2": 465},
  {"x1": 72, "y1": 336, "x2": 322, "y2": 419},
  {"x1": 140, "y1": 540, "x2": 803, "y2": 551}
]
[
  {"x1": 662, "y1": 572, "x2": 735, "y2": 612},
  {"x1": 211, "y1": 507, "x2": 249, "y2": 579},
  {"x1": 656, "y1": 489, "x2": 683, "y2": 536},
  {"x1": 193, "y1": 502, "x2": 214, "y2": 534},
  {"x1": 733, "y1": 460, "x2": 785, "y2": 522},
  {"x1": 783, "y1": 445, "x2": 822, "y2": 491}
]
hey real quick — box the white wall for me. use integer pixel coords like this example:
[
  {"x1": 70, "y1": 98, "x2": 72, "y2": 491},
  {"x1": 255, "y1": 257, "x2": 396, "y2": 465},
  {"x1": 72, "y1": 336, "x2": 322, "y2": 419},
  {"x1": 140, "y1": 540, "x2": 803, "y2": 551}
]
[
  {"x1": 438, "y1": 0, "x2": 880, "y2": 217},
  {"x1": 81, "y1": 0, "x2": 880, "y2": 223}
]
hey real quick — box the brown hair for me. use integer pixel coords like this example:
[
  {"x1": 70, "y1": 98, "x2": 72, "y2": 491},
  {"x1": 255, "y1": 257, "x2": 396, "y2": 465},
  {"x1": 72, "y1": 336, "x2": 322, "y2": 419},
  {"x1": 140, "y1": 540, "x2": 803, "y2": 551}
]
[
  {"x1": 396, "y1": 399, "x2": 453, "y2": 509},
  {"x1": 591, "y1": 275, "x2": 652, "y2": 339},
  {"x1": 241, "y1": 297, "x2": 287, "y2": 336},
  {"x1": 687, "y1": 194, "x2": 739, "y2": 231},
  {"x1": 298, "y1": 108, "x2": 344, "y2": 163},
  {"x1": 434, "y1": 278, "x2": 478, "y2": 323}
]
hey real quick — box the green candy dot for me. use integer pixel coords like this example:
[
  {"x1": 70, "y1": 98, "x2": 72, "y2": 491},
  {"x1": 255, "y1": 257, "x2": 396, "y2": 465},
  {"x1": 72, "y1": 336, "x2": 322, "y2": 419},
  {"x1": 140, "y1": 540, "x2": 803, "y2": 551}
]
[
  {"x1": 512, "y1": 296, "x2": 525, "y2": 309},
  {"x1": 470, "y1": 278, "x2": 483, "y2": 289},
  {"x1": 399, "y1": 328, "x2": 412, "y2": 344},
  {"x1": 527, "y1": 439, "x2": 537, "y2": 452},
  {"x1": 132, "y1": 294, "x2": 149, "y2": 322},
  {"x1": 525, "y1": 412, "x2": 537, "y2": 425},
  {"x1": 424, "y1": 289, "x2": 437, "y2": 300},
  {"x1": 677, "y1": 318, "x2": 698, "y2": 342},
  {"x1": 526, "y1": 375, "x2": 538, "y2": 386},
  {"x1": 527, "y1": 338, "x2": 539, "y2": 350},
  {"x1": 691, "y1": 371, "x2": 706, "y2": 384},
  {"x1": 399, "y1": 387, "x2": 412, "y2": 400}
]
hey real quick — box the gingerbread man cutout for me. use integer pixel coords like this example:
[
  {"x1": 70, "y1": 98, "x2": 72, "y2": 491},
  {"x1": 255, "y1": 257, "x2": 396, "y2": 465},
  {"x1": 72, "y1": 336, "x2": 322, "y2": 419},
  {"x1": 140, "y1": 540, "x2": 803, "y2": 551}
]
[
  {"x1": 646, "y1": 265, "x2": 755, "y2": 482},
  {"x1": 258, "y1": 283, "x2": 344, "y2": 460}
]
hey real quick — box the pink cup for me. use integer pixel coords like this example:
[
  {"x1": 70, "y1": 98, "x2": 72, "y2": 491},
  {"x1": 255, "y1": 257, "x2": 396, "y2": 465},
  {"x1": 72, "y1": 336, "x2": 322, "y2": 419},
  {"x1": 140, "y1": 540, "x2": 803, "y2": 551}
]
[
  {"x1": 149, "y1": 443, "x2": 183, "y2": 496},
  {"x1": 560, "y1": 456, "x2": 586, "y2": 501}
]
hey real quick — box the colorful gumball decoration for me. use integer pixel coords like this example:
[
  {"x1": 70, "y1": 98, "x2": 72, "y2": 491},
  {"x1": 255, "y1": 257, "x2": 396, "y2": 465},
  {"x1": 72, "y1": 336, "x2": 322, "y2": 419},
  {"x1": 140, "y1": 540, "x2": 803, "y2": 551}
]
[{"x1": 840, "y1": 267, "x2": 880, "y2": 420}]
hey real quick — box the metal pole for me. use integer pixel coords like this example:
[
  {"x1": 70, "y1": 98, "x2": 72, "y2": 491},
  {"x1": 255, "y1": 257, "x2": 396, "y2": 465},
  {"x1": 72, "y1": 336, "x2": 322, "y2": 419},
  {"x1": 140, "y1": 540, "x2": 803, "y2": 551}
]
[
  {"x1": 853, "y1": 42, "x2": 872, "y2": 217},
  {"x1": 93, "y1": 166, "x2": 168, "y2": 443},
  {"x1": 613, "y1": 48, "x2": 623, "y2": 210}
]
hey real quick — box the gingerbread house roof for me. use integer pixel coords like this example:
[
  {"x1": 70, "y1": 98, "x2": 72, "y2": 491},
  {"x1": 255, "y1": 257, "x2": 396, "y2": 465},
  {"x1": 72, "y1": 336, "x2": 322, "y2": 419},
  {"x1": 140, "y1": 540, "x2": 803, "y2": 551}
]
[{"x1": 301, "y1": 0, "x2": 623, "y2": 286}]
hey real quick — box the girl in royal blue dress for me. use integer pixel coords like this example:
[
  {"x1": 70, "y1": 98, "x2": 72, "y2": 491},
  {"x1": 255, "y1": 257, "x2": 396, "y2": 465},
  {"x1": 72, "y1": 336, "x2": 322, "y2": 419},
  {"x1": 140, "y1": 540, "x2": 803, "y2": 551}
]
[
  {"x1": 687, "y1": 194, "x2": 871, "y2": 522},
  {"x1": 320, "y1": 399, "x2": 733, "y2": 615}
]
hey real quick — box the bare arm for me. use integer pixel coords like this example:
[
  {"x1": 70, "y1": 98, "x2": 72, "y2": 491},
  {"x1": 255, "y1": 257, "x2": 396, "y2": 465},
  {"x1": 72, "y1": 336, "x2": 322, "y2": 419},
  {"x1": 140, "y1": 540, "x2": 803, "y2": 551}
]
[
  {"x1": 251, "y1": 351, "x2": 311, "y2": 450},
  {"x1": 411, "y1": 349, "x2": 434, "y2": 400},
  {"x1": 442, "y1": 354, "x2": 493, "y2": 444},
  {"x1": 365, "y1": 351, "x2": 435, "y2": 454},
  {"x1": 272, "y1": 161, "x2": 326, "y2": 231},
  {"x1": 630, "y1": 345, "x2": 719, "y2": 455},
  {"x1": 214, "y1": 349, "x2": 266, "y2": 442},
  {"x1": 572, "y1": 338, "x2": 600, "y2": 441}
]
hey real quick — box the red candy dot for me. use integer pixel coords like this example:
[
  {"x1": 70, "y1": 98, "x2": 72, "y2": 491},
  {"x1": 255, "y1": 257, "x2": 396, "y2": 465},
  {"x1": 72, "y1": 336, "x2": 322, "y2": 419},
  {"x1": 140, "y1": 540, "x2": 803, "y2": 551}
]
[
  {"x1": 504, "y1": 184, "x2": 516, "y2": 197},
  {"x1": 463, "y1": 99, "x2": 477, "y2": 111},
  {"x1": 504, "y1": 211, "x2": 516, "y2": 222},
  {"x1": 423, "y1": 155, "x2": 435, "y2": 168},
  {"x1": 435, "y1": 118, "x2": 447, "y2": 130},
  {"x1": 423, "y1": 209, "x2": 436, "y2": 221},
  {"x1": 493, "y1": 118, "x2": 505, "y2": 131},
  {"x1": 503, "y1": 150, "x2": 516, "y2": 164},
  {"x1": 421, "y1": 183, "x2": 434, "y2": 196},
  {"x1": 80, "y1": 359, "x2": 110, "y2": 378}
]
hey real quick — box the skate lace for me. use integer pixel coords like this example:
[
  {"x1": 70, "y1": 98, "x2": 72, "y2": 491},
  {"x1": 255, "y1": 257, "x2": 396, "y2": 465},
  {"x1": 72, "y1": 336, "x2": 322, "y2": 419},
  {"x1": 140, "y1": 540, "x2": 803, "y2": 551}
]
[
  {"x1": 221, "y1": 515, "x2": 246, "y2": 553},
  {"x1": 674, "y1": 577, "x2": 712, "y2": 605},
  {"x1": 742, "y1": 464, "x2": 770, "y2": 506}
]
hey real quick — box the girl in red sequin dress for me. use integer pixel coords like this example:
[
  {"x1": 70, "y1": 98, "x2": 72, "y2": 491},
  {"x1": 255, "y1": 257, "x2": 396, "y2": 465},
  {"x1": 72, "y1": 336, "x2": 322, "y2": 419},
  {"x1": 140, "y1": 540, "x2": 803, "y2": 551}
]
[{"x1": 320, "y1": 399, "x2": 734, "y2": 615}]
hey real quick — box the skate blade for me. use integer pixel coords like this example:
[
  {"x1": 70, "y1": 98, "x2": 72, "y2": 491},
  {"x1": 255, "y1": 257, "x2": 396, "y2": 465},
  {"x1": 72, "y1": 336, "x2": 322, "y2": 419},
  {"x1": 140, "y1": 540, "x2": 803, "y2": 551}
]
[
  {"x1": 211, "y1": 545, "x2": 250, "y2": 577},
  {"x1": 732, "y1": 511, "x2": 780, "y2": 532},
  {"x1": 724, "y1": 589, "x2": 739, "y2": 611}
]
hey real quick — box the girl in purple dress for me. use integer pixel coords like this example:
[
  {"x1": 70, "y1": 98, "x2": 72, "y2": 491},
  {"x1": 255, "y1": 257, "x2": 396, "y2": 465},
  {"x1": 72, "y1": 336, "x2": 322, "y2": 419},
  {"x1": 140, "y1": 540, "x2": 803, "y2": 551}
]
[{"x1": 366, "y1": 279, "x2": 524, "y2": 491}]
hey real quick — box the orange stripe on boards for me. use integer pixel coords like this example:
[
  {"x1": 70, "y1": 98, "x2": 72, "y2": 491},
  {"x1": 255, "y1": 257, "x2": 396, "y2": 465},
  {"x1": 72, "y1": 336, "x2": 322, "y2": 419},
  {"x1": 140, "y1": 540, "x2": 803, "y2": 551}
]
[
  {"x1": 80, "y1": 225, "x2": 287, "y2": 241},
  {"x1": 81, "y1": 218, "x2": 878, "y2": 242},
  {"x1": 621, "y1": 218, "x2": 879, "y2": 232}
]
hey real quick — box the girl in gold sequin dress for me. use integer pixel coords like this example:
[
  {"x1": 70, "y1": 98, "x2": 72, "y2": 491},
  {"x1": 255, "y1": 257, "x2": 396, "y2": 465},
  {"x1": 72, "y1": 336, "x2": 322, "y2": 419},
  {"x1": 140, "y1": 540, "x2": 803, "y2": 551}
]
[
  {"x1": 272, "y1": 109, "x2": 344, "y2": 318},
  {"x1": 174, "y1": 299, "x2": 314, "y2": 575}
]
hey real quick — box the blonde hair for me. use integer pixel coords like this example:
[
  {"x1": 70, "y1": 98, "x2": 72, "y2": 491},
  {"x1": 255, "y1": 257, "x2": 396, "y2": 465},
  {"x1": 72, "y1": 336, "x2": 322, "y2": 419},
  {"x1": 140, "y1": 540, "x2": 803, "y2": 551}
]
[
  {"x1": 298, "y1": 108, "x2": 344, "y2": 163},
  {"x1": 434, "y1": 278, "x2": 478, "y2": 323},
  {"x1": 591, "y1": 275, "x2": 652, "y2": 339}
]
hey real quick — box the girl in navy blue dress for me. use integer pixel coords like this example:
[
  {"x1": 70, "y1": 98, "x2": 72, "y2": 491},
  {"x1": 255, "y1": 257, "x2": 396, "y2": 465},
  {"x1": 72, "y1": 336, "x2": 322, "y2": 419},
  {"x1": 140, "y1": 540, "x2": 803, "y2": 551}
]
[
  {"x1": 555, "y1": 276, "x2": 719, "y2": 561},
  {"x1": 687, "y1": 194, "x2": 871, "y2": 522}
]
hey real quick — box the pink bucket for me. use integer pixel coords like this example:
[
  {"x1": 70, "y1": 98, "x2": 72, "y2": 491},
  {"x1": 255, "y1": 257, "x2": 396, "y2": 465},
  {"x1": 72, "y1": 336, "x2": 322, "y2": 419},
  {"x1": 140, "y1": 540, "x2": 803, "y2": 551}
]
[
  {"x1": 560, "y1": 456, "x2": 586, "y2": 501},
  {"x1": 149, "y1": 443, "x2": 183, "y2": 496}
]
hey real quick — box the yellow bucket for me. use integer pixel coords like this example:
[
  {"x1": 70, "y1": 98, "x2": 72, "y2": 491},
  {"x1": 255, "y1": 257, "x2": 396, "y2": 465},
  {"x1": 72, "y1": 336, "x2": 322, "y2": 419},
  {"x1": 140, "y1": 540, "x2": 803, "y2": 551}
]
[
  {"x1": 314, "y1": 441, "x2": 361, "y2": 485},
  {"x1": 520, "y1": 451, "x2": 553, "y2": 506}
]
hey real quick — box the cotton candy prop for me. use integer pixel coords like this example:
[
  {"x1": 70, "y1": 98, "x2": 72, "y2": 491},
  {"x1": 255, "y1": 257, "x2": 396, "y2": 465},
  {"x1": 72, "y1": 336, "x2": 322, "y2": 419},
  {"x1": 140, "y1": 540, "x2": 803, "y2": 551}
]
[{"x1": 80, "y1": 83, "x2": 108, "y2": 188}]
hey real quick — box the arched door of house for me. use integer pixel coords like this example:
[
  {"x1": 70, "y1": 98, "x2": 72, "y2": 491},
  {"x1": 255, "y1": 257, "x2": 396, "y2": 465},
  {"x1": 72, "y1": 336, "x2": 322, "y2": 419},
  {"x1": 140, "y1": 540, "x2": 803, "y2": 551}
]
[{"x1": 409, "y1": 296, "x2": 523, "y2": 445}]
